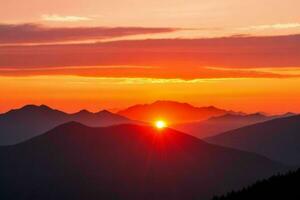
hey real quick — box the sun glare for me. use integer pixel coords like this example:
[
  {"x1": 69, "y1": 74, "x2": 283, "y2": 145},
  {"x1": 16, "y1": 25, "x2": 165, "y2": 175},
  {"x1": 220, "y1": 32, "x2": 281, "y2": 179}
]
[{"x1": 155, "y1": 120, "x2": 167, "y2": 129}]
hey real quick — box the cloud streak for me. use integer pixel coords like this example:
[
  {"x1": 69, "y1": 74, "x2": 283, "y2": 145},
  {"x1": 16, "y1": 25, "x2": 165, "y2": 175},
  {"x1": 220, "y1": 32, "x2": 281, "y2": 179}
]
[
  {"x1": 41, "y1": 14, "x2": 93, "y2": 22},
  {"x1": 241, "y1": 23, "x2": 300, "y2": 30},
  {"x1": 0, "y1": 65, "x2": 299, "y2": 80},
  {"x1": 0, "y1": 23, "x2": 179, "y2": 44}
]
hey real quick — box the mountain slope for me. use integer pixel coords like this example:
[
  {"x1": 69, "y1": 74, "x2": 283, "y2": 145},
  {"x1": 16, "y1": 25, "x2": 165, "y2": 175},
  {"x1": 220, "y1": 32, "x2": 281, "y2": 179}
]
[
  {"x1": 118, "y1": 100, "x2": 236, "y2": 124},
  {"x1": 205, "y1": 115, "x2": 300, "y2": 165},
  {"x1": 0, "y1": 123, "x2": 285, "y2": 200},
  {"x1": 0, "y1": 105, "x2": 136, "y2": 145},
  {"x1": 213, "y1": 169, "x2": 300, "y2": 200},
  {"x1": 173, "y1": 113, "x2": 272, "y2": 138}
]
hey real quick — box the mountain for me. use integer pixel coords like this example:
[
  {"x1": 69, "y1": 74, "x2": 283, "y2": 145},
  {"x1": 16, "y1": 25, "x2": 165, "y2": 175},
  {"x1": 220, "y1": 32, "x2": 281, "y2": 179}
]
[
  {"x1": 173, "y1": 113, "x2": 272, "y2": 139},
  {"x1": 118, "y1": 100, "x2": 238, "y2": 124},
  {"x1": 69, "y1": 109, "x2": 133, "y2": 127},
  {"x1": 205, "y1": 115, "x2": 300, "y2": 165},
  {"x1": 0, "y1": 123, "x2": 285, "y2": 200},
  {"x1": 213, "y1": 168, "x2": 300, "y2": 200},
  {"x1": 0, "y1": 105, "x2": 136, "y2": 145}
]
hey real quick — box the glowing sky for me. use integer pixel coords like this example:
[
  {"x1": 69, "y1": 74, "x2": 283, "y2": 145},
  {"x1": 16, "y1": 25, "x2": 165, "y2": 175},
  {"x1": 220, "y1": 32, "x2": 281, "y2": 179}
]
[{"x1": 0, "y1": 0, "x2": 300, "y2": 114}]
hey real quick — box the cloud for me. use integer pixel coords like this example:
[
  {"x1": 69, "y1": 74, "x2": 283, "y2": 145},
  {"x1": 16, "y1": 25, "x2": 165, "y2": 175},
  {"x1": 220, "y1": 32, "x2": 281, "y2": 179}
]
[
  {"x1": 241, "y1": 23, "x2": 300, "y2": 30},
  {"x1": 41, "y1": 14, "x2": 92, "y2": 22},
  {"x1": 1, "y1": 34, "x2": 300, "y2": 68},
  {"x1": 0, "y1": 23, "x2": 179, "y2": 44},
  {"x1": 0, "y1": 34, "x2": 300, "y2": 79},
  {"x1": 0, "y1": 65, "x2": 299, "y2": 80}
]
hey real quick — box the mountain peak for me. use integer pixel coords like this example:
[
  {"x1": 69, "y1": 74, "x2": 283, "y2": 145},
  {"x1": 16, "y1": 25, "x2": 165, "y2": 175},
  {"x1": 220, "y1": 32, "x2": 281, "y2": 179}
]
[
  {"x1": 23, "y1": 104, "x2": 48, "y2": 109},
  {"x1": 39, "y1": 104, "x2": 51, "y2": 109},
  {"x1": 152, "y1": 100, "x2": 192, "y2": 106},
  {"x1": 204, "y1": 105, "x2": 217, "y2": 109},
  {"x1": 56, "y1": 121, "x2": 87, "y2": 129},
  {"x1": 248, "y1": 112, "x2": 266, "y2": 117},
  {"x1": 281, "y1": 112, "x2": 297, "y2": 117},
  {"x1": 118, "y1": 101, "x2": 229, "y2": 123},
  {"x1": 75, "y1": 109, "x2": 91, "y2": 115},
  {"x1": 9, "y1": 104, "x2": 55, "y2": 113},
  {"x1": 209, "y1": 113, "x2": 241, "y2": 120},
  {"x1": 96, "y1": 109, "x2": 112, "y2": 114}
]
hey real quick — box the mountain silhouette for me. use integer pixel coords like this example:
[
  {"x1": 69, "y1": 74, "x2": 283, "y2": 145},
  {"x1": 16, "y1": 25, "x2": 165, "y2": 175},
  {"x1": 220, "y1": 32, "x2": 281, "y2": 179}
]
[
  {"x1": 118, "y1": 100, "x2": 238, "y2": 124},
  {"x1": 205, "y1": 115, "x2": 300, "y2": 165},
  {"x1": 212, "y1": 168, "x2": 300, "y2": 200},
  {"x1": 173, "y1": 113, "x2": 272, "y2": 139},
  {"x1": 173, "y1": 112, "x2": 296, "y2": 139},
  {"x1": 0, "y1": 105, "x2": 136, "y2": 145},
  {"x1": 0, "y1": 122, "x2": 285, "y2": 200}
]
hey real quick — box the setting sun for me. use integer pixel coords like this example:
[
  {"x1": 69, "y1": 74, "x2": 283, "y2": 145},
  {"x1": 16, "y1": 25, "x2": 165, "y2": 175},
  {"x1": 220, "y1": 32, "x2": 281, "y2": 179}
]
[{"x1": 155, "y1": 120, "x2": 167, "y2": 129}]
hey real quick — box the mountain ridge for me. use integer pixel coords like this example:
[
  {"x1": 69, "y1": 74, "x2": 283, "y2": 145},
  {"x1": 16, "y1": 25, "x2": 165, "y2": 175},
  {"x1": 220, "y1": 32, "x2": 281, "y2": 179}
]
[
  {"x1": 173, "y1": 112, "x2": 297, "y2": 139},
  {"x1": 117, "y1": 100, "x2": 241, "y2": 124},
  {"x1": 0, "y1": 122, "x2": 286, "y2": 200},
  {"x1": 0, "y1": 104, "x2": 137, "y2": 145},
  {"x1": 205, "y1": 114, "x2": 300, "y2": 165}
]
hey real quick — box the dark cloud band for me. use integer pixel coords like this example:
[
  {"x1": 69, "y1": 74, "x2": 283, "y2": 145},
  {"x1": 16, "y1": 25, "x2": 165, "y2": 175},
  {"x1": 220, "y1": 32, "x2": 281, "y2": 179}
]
[{"x1": 0, "y1": 23, "x2": 178, "y2": 44}]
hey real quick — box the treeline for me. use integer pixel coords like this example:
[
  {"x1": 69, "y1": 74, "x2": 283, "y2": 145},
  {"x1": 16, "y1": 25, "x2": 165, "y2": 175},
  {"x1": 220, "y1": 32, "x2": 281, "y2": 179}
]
[{"x1": 212, "y1": 168, "x2": 300, "y2": 200}]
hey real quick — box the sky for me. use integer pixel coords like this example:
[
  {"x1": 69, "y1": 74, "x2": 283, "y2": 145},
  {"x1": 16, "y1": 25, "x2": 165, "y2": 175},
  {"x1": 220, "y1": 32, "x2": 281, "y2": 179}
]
[{"x1": 0, "y1": 0, "x2": 300, "y2": 114}]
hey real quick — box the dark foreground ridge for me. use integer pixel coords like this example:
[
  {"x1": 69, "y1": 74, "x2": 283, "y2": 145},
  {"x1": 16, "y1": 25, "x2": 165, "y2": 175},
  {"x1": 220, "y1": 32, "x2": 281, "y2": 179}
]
[
  {"x1": 212, "y1": 168, "x2": 300, "y2": 200},
  {"x1": 0, "y1": 122, "x2": 286, "y2": 200}
]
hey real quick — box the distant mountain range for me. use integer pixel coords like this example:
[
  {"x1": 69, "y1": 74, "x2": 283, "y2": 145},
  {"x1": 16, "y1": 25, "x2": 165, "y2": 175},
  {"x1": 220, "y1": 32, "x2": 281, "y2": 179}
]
[
  {"x1": 173, "y1": 112, "x2": 296, "y2": 139},
  {"x1": 0, "y1": 105, "x2": 137, "y2": 145},
  {"x1": 213, "y1": 168, "x2": 300, "y2": 200},
  {"x1": 118, "y1": 100, "x2": 240, "y2": 124},
  {"x1": 205, "y1": 115, "x2": 300, "y2": 165},
  {"x1": 0, "y1": 123, "x2": 285, "y2": 200}
]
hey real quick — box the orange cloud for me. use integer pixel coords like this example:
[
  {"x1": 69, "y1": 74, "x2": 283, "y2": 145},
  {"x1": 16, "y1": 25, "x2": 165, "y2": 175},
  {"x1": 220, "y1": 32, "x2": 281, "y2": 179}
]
[
  {"x1": 0, "y1": 66, "x2": 299, "y2": 80},
  {"x1": 0, "y1": 34, "x2": 300, "y2": 80}
]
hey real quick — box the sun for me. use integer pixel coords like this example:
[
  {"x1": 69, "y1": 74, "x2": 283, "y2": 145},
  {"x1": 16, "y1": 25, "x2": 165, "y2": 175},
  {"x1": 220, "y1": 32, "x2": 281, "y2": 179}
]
[{"x1": 154, "y1": 120, "x2": 167, "y2": 129}]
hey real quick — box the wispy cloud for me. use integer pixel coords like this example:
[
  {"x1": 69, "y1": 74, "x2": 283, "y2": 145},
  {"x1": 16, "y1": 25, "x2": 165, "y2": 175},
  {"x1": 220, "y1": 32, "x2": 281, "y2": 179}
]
[
  {"x1": 1, "y1": 34, "x2": 299, "y2": 68},
  {"x1": 241, "y1": 23, "x2": 300, "y2": 30},
  {"x1": 0, "y1": 23, "x2": 179, "y2": 44},
  {"x1": 41, "y1": 14, "x2": 93, "y2": 22},
  {"x1": 0, "y1": 65, "x2": 299, "y2": 80}
]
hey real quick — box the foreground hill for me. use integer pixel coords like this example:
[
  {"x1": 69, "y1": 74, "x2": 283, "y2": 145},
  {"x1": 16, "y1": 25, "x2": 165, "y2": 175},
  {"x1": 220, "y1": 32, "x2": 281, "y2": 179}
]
[
  {"x1": 205, "y1": 115, "x2": 300, "y2": 165},
  {"x1": 213, "y1": 169, "x2": 300, "y2": 200},
  {"x1": 0, "y1": 123, "x2": 285, "y2": 200},
  {"x1": 118, "y1": 100, "x2": 237, "y2": 123},
  {"x1": 0, "y1": 105, "x2": 136, "y2": 145}
]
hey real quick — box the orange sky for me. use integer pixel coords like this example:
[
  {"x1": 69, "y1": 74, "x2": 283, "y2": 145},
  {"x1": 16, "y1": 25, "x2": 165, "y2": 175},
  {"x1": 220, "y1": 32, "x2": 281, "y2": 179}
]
[
  {"x1": 1, "y1": 75, "x2": 300, "y2": 114},
  {"x1": 0, "y1": 0, "x2": 300, "y2": 114}
]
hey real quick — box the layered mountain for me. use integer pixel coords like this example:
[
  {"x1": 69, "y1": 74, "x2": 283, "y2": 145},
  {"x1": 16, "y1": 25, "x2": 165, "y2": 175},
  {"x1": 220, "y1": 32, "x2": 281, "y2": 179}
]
[
  {"x1": 173, "y1": 113, "x2": 272, "y2": 139},
  {"x1": 0, "y1": 123, "x2": 285, "y2": 200},
  {"x1": 0, "y1": 105, "x2": 136, "y2": 145},
  {"x1": 213, "y1": 168, "x2": 300, "y2": 200},
  {"x1": 205, "y1": 115, "x2": 300, "y2": 165},
  {"x1": 118, "y1": 100, "x2": 238, "y2": 124}
]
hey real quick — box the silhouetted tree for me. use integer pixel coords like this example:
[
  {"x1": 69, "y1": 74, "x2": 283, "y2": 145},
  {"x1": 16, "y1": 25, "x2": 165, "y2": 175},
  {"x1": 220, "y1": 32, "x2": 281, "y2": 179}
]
[{"x1": 212, "y1": 168, "x2": 300, "y2": 200}]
